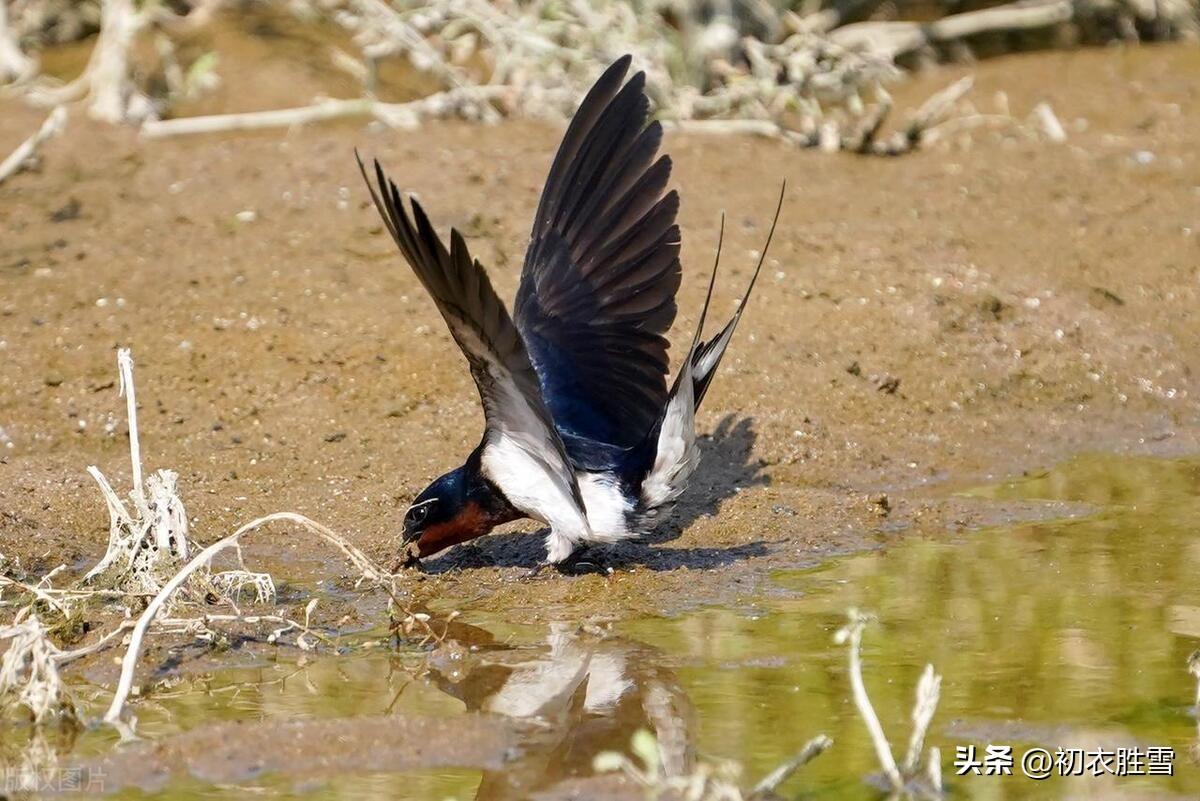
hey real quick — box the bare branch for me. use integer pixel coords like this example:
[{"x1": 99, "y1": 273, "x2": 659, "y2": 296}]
[
  {"x1": 0, "y1": 106, "x2": 66, "y2": 186},
  {"x1": 751, "y1": 734, "x2": 834, "y2": 797},
  {"x1": 104, "y1": 511, "x2": 392, "y2": 725},
  {"x1": 140, "y1": 86, "x2": 508, "y2": 138},
  {"x1": 0, "y1": 0, "x2": 36, "y2": 85},
  {"x1": 835, "y1": 610, "x2": 903, "y2": 790}
]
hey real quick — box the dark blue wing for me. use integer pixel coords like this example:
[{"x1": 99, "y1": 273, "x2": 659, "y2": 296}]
[
  {"x1": 356, "y1": 153, "x2": 587, "y2": 513},
  {"x1": 514, "y1": 55, "x2": 682, "y2": 455}
]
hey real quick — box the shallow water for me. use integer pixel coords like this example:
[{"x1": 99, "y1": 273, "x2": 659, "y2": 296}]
[{"x1": 15, "y1": 455, "x2": 1200, "y2": 799}]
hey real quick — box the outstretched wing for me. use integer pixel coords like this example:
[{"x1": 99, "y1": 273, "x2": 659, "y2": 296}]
[
  {"x1": 514, "y1": 55, "x2": 681, "y2": 454},
  {"x1": 357, "y1": 154, "x2": 588, "y2": 522}
]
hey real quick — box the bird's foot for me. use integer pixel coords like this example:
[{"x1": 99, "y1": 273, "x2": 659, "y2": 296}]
[
  {"x1": 559, "y1": 551, "x2": 610, "y2": 576},
  {"x1": 521, "y1": 549, "x2": 611, "y2": 580}
]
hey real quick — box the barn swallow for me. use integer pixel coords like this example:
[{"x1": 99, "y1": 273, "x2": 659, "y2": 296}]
[{"x1": 357, "y1": 54, "x2": 782, "y2": 572}]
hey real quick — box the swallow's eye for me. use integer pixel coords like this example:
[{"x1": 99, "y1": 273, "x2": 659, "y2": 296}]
[{"x1": 407, "y1": 505, "x2": 429, "y2": 526}]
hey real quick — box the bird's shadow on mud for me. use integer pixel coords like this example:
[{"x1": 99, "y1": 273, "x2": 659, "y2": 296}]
[{"x1": 420, "y1": 414, "x2": 771, "y2": 574}]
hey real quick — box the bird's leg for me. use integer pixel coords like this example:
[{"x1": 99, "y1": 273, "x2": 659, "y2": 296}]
[
  {"x1": 523, "y1": 546, "x2": 610, "y2": 578},
  {"x1": 561, "y1": 546, "x2": 602, "y2": 575}
]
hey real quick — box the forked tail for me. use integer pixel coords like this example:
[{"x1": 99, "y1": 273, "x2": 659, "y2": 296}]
[
  {"x1": 637, "y1": 184, "x2": 785, "y2": 511},
  {"x1": 687, "y1": 181, "x2": 785, "y2": 409}
]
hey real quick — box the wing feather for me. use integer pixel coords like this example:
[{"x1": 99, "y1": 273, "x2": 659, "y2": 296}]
[
  {"x1": 357, "y1": 153, "x2": 588, "y2": 520},
  {"x1": 515, "y1": 56, "x2": 681, "y2": 452}
]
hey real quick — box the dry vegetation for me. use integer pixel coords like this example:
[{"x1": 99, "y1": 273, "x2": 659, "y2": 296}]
[
  {"x1": 0, "y1": 348, "x2": 413, "y2": 741},
  {"x1": 0, "y1": 0, "x2": 1196, "y2": 169}
]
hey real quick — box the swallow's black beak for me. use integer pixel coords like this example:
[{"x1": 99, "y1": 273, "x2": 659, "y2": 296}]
[{"x1": 402, "y1": 522, "x2": 421, "y2": 544}]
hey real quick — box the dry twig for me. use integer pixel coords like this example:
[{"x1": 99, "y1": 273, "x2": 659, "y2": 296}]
[
  {"x1": 0, "y1": 105, "x2": 66, "y2": 186},
  {"x1": 23, "y1": 0, "x2": 157, "y2": 122},
  {"x1": 104, "y1": 511, "x2": 391, "y2": 725},
  {"x1": 139, "y1": 85, "x2": 507, "y2": 137},
  {"x1": 835, "y1": 609, "x2": 943, "y2": 797},
  {"x1": 0, "y1": 613, "x2": 74, "y2": 723},
  {"x1": 0, "y1": 0, "x2": 37, "y2": 85}
]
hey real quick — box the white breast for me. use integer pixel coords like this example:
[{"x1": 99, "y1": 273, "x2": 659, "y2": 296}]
[
  {"x1": 480, "y1": 434, "x2": 636, "y2": 561},
  {"x1": 578, "y1": 472, "x2": 635, "y2": 543},
  {"x1": 480, "y1": 433, "x2": 591, "y2": 542}
]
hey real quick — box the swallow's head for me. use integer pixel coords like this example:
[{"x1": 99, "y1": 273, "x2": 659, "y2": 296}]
[
  {"x1": 401, "y1": 465, "x2": 502, "y2": 563},
  {"x1": 402, "y1": 469, "x2": 460, "y2": 544}
]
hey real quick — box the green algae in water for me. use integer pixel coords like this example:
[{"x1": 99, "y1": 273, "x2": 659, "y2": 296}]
[
  {"x1": 624, "y1": 454, "x2": 1200, "y2": 799},
  {"x1": 13, "y1": 455, "x2": 1200, "y2": 800}
]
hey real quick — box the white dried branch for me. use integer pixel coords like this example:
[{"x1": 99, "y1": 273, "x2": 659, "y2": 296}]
[
  {"x1": 0, "y1": 614, "x2": 74, "y2": 723},
  {"x1": 1032, "y1": 101, "x2": 1067, "y2": 142},
  {"x1": 0, "y1": 0, "x2": 37, "y2": 85},
  {"x1": 902, "y1": 664, "x2": 942, "y2": 775},
  {"x1": 0, "y1": 105, "x2": 66, "y2": 186},
  {"x1": 927, "y1": 0, "x2": 1074, "y2": 41},
  {"x1": 88, "y1": 0, "x2": 151, "y2": 122},
  {"x1": 139, "y1": 85, "x2": 508, "y2": 138},
  {"x1": 207, "y1": 570, "x2": 276, "y2": 606},
  {"x1": 750, "y1": 734, "x2": 834, "y2": 797},
  {"x1": 55, "y1": 619, "x2": 136, "y2": 666},
  {"x1": 0, "y1": 575, "x2": 147, "y2": 610},
  {"x1": 84, "y1": 349, "x2": 189, "y2": 595},
  {"x1": 835, "y1": 610, "x2": 944, "y2": 798},
  {"x1": 154, "y1": 609, "x2": 327, "y2": 650},
  {"x1": 835, "y1": 610, "x2": 903, "y2": 790},
  {"x1": 830, "y1": 0, "x2": 1074, "y2": 58},
  {"x1": 104, "y1": 511, "x2": 391, "y2": 725},
  {"x1": 23, "y1": 0, "x2": 157, "y2": 122},
  {"x1": 116, "y1": 349, "x2": 143, "y2": 505},
  {"x1": 927, "y1": 746, "x2": 943, "y2": 794}
]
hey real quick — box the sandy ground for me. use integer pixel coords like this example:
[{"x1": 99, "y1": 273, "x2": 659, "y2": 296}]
[{"x1": 1, "y1": 42, "x2": 1199, "y2": 623}]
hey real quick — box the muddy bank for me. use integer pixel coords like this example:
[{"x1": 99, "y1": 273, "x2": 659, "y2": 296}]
[
  {"x1": 64, "y1": 713, "x2": 528, "y2": 795},
  {"x1": 34, "y1": 455, "x2": 1200, "y2": 801},
  {"x1": 1, "y1": 44, "x2": 1199, "y2": 620}
]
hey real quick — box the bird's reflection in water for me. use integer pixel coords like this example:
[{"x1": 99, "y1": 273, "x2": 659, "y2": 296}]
[{"x1": 423, "y1": 619, "x2": 695, "y2": 799}]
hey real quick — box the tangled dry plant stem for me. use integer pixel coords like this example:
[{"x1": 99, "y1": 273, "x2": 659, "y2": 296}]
[
  {"x1": 836, "y1": 610, "x2": 903, "y2": 789},
  {"x1": 154, "y1": 606, "x2": 329, "y2": 650},
  {"x1": 0, "y1": 345, "x2": 405, "y2": 733},
  {"x1": 8, "y1": 0, "x2": 1165, "y2": 153},
  {"x1": 104, "y1": 511, "x2": 392, "y2": 726},
  {"x1": 0, "y1": 613, "x2": 74, "y2": 723},
  {"x1": 84, "y1": 349, "x2": 192, "y2": 594}
]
